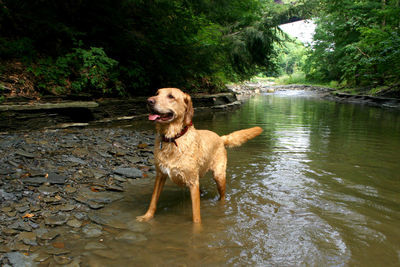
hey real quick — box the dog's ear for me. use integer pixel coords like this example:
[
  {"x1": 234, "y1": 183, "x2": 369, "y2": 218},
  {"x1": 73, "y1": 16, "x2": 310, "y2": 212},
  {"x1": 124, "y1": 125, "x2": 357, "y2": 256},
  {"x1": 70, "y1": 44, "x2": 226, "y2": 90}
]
[{"x1": 184, "y1": 93, "x2": 194, "y2": 125}]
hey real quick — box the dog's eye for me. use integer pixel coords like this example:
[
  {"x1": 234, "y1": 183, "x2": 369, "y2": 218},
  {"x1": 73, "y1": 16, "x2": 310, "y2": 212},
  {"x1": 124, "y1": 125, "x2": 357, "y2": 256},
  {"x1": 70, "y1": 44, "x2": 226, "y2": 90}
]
[{"x1": 168, "y1": 94, "x2": 175, "y2": 99}]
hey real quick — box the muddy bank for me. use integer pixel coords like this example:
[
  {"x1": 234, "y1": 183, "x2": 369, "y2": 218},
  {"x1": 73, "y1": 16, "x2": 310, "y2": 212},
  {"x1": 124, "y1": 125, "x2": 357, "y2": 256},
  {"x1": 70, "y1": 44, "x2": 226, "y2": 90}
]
[
  {"x1": 0, "y1": 93, "x2": 240, "y2": 132},
  {"x1": 0, "y1": 127, "x2": 156, "y2": 265}
]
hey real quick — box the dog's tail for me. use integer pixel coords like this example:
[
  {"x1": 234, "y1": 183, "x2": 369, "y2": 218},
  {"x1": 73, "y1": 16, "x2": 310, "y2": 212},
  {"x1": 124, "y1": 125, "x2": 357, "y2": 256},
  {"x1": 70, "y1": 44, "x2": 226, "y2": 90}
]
[{"x1": 221, "y1": 127, "x2": 263, "y2": 148}]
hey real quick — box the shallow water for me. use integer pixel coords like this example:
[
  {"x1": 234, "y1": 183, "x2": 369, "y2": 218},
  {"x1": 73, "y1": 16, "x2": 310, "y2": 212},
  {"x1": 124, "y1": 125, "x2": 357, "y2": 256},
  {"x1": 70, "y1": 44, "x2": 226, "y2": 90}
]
[{"x1": 75, "y1": 91, "x2": 400, "y2": 266}]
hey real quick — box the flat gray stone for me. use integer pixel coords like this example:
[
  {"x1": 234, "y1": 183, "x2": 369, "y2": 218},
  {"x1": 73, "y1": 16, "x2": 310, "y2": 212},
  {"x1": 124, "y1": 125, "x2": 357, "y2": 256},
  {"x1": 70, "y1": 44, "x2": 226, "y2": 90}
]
[
  {"x1": 67, "y1": 219, "x2": 82, "y2": 228},
  {"x1": 0, "y1": 189, "x2": 16, "y2": 201},
  {"x1": 114, "y1": 167, "x2": 143, "y2": 178},
  {"x1": 47, "y1": 172, "x2": 67, "y2": 184},
  {"x1": 44, "y1": 214, "x2": 68, "y2": 226},
  {"x1": 35, "y1": 228, "x2": 59, "y2": 240},
  {"x1": 21, "y1": 177, "x2": 47, "y2": 186},
  {"x1": 15, "y1": 149, "x2": 35, "y2": 158},
  {"x1": 84, "y1": 242, "x2": 107, "y2": 250},
  {"x1": 115, "y1": 231, "x2": 147, "y2": 243},
  {"x1": 54, "y1": 255, "x2": 73, "y2": 265},
  {"x1": 64, "y1": 156, "x2": 86, "y2": 165},
  {"x1": 17, "y1": 231, "x2": 37, "y2": 246},
  {"x1": 82, "y1": 224, "x2": 103, "y2": 237},
  {"x1": 9, "y1": 220, "x2": 32, "y2": 232},
  {"x1": 6, "y1": 252, "x2": 36, "y2": 267},
  {"x1": 38, "y1": 185, "x2": 58, "y2": 196},
  {"x1": 74, "y1": 187, "x2": 124, "y2": 206}
]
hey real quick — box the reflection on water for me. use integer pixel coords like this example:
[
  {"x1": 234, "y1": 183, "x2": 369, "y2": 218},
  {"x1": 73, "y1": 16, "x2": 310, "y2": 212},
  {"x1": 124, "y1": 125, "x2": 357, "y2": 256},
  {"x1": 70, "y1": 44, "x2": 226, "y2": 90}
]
[{"x1": 80, "y1": 91, "x2": 400, "y2": 266}]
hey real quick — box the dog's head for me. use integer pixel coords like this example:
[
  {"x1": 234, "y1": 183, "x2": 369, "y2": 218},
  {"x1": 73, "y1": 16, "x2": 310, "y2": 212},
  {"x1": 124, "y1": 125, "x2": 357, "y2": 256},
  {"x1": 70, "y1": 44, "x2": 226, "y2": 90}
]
[{"x1": 147, "y1": 88, "x2": 193, "y2": 125}]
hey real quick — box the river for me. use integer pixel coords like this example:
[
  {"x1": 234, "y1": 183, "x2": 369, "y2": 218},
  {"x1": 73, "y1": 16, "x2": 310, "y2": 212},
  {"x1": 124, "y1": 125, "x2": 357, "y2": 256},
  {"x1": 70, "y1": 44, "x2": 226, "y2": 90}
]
[{"x1": 62, "y1": 90, "x2": 400, "y2": 266}]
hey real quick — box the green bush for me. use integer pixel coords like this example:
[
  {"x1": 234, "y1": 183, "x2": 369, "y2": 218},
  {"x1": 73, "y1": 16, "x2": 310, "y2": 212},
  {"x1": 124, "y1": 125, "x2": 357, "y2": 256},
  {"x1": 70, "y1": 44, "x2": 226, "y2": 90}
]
[
  {"x1": 275, "y1": 72, "x2": 307, "y2": 85},
  {"x1": 29, "y1": 46, "x2": 123, "y2": 96}
]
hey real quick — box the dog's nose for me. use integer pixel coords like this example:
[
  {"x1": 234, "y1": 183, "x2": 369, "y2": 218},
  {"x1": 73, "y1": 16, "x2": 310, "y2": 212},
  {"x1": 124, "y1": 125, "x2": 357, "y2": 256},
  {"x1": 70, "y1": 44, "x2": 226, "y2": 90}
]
[{"x1": 147, "y1": 97, "x2": 155, "y2": 106}]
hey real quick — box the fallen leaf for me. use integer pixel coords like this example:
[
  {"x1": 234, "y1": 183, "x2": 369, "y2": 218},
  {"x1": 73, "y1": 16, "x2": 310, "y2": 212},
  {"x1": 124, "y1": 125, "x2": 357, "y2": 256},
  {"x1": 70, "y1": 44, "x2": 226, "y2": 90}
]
[
  {"x1": 138, "y1": 143, "x2": 148, "y2": 149},
  {"x1": 52, "y1": 242, "x2": 65, "y2": 249},
  {"x1": 22, "y1": 213, "x2": 35, "y2": 219},
  {"x1": 90, "y1": 187, "x2": 99, "y2": 192},
  {"x1": 20, "y1": 173, "x2": 31, "y2": 178}
]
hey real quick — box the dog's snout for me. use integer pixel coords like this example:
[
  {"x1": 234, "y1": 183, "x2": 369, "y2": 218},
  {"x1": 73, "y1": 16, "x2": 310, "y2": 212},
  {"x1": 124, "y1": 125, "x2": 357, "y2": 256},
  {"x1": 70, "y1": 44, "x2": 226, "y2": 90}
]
[{"x1": 147, "y1": 97, "x2": 155, "y2": 106}]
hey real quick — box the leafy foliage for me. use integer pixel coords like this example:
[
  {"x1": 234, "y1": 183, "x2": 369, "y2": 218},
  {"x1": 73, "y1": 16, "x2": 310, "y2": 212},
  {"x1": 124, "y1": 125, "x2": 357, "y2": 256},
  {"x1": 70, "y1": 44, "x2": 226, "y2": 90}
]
[
  {"x1": 0, "y1": 0, "x2": 301, "y2": 96},
  {"x1": 28, "y1": 46, "x2": 121, "y2": 96},
  {"x1": 304, "y1": 0, "x2": 400, "y2": 90},
  {"x1": 272, "y1": 34, "x2": 308, "y2": 77}
]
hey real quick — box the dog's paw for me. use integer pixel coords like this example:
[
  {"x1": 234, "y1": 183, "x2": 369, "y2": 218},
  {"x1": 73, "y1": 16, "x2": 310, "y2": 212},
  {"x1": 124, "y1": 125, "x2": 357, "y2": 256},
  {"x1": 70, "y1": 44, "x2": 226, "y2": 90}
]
[{"x1": 136, "y1": 214, "x2": 153, "y2": 222}]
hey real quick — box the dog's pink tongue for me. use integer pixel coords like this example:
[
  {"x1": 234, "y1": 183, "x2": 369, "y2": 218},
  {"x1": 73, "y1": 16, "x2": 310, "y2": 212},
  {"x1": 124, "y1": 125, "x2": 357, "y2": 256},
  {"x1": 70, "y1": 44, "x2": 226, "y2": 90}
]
[{"x1": 148, "y1": 114, "x2": 160, "y2": 121}]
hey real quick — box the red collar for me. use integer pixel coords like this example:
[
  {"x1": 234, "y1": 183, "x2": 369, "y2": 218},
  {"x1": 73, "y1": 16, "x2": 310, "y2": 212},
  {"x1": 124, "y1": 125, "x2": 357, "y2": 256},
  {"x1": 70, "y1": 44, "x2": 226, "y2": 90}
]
[{"x1": 161, "y1": 122, "x2": 193, "y2": 146}]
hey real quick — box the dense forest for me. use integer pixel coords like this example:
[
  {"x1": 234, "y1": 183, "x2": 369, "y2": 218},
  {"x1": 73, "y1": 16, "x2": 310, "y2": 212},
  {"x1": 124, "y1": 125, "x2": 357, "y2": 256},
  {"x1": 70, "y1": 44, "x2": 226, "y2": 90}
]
[{"x1": 0, "y1": 0, "x2": 399, "y2": 98}]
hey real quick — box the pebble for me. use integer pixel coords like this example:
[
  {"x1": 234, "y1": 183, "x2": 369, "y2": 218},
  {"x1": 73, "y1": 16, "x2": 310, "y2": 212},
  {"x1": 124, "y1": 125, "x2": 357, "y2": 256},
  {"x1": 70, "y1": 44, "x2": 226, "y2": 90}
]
[
  {"x1": 17, "y1": 231, "x2": 37, "y2": 246},
  {"x1": 1, "y1": 206, "x2": 13, "y2": 212},
  {"x1": 38, "y1": 185, "x2": 59, "y2": 196},
  {"x1": 111, "y1": 175, "x2": 127, "y2": 182},
  {"x1": 45, "y1": 247, "x2": 71, "y2": 256},
  {"x1": 84, "y1": 242, "x2": 107, "y2": 250},
  {"x1": 58, "y1": 203, "x2": 76, "y2": 211},
  {"x1": 3, "y1": 228, "x2": 19, "y2": 236},
  {"x1": 54, "y1": 255, "x2": 73, "y2": 264},
  {"x1": 47, "y1": 172, "x2": 67, "y2": 184},
  {"x1": 9, "y1": 220, "x2": 32, "y2": 232},
  {"x1": 35, "y1": 228, "x2": 59, "y2": 240},
  {"x1": 21, "y1": 177, "x2": 47, "y2": 186},
  {"x1": 64, "y1": 156, "x2": 87, "y2": 165},
  {"x1": 44, "y1": 214, "x2": 69, "y2": 226},
  {"x1": 5, "y1": 252, "x2": 36, "y2": 267},
  {"x1": 74, "y1": 212, "x2": 87, "y2": 220},
  {"x1": 114, "y1": 231, "x2": 147, "y2": 243},
  {"x1": 33, "y1": 251, "x2": 51, "y2": 262},
  {"x1": 67, "y1": 218, "x2": 82, "y2": 228},
  {"x1": 92, "y1": 249, "x2": 119, "y2": 260},
  {"x1": 0, "y1": 189, "x2": 17, "y2": 201},
  {"x1": 65, "y1": 186, "x2": 78, "y2": 194},
  {"x1": 82, "y1": 224, "x2": 103, "y2": 237},
  {"x1": 15, "y1": 205, "x2": 29, "y2": 213},
  {"x1": 114, "y1": 167, "x2": 143, "y2": 178},
  {"x1": 15, "y1": 149, "x2": 35, "y2": 158}
]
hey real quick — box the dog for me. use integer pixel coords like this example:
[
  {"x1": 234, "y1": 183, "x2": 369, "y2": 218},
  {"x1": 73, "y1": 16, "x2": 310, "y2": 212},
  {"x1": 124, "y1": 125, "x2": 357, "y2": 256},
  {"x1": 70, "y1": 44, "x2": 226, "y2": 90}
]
[{"x1": 136, "y1": 88, "x2": 262, "y2": 223}]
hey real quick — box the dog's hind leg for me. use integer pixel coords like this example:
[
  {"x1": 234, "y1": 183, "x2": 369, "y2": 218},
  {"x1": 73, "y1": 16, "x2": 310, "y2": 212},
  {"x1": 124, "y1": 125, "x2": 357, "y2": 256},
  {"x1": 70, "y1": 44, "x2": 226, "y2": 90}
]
[
  {"x1": 213, "y1": 170, "x2": 226, "y2": 201},
  {"x1": 212, "y1": 149, "x2": 227, "y2": 201}
]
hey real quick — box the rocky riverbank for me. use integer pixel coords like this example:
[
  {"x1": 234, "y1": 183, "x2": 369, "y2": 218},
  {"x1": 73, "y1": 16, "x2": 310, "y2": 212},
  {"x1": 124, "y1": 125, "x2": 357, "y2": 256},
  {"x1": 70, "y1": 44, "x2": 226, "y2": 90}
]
[{"x1": 0, "y1": 127, "x2": 156, "y2": 266}]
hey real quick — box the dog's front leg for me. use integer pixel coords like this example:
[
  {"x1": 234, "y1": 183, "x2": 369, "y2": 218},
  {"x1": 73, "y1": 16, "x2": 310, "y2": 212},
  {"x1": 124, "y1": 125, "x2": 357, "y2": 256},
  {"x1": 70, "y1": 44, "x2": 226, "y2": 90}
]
[
  {"x1": 189, "y1": 183, "x2": 201, "y2": 223},
  {"x1": 136, "y1": 172, "x2": 167, "y2": 222}
]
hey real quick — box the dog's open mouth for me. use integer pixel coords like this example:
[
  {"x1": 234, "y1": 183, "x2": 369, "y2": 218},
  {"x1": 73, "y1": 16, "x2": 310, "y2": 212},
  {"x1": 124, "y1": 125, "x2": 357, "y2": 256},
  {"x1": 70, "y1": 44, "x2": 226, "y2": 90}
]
[{"x1": 148, "y1": 111, "x2": 174, "y2": 122}]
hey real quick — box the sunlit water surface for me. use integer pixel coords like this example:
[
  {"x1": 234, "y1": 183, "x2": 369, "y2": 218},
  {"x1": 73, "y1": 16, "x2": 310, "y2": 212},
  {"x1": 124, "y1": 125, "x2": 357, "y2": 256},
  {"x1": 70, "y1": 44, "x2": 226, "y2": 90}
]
[{"x1": 81, "y1": 91, "x2": 400, "y2": 266}]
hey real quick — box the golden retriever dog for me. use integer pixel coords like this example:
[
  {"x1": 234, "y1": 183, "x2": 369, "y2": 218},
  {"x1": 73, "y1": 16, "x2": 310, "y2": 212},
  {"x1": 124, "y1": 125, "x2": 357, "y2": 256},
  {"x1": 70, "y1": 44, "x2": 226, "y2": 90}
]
[{"x1": 136, "y1": 88, "x2": 262, "y2": 223}]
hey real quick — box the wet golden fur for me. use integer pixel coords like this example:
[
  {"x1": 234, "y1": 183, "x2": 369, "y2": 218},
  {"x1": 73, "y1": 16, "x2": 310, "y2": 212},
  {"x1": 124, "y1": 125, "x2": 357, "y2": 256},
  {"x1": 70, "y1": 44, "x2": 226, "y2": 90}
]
[{"x1": 136, "y1": 88, "x2": 262, "y2": 223}]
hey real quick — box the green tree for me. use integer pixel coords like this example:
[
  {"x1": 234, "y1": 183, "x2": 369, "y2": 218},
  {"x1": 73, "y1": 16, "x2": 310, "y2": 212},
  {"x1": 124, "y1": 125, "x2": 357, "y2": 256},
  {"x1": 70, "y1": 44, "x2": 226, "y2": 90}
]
[{"x1": 304, "y1": 0, "x2": 400, "y2": 91}]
